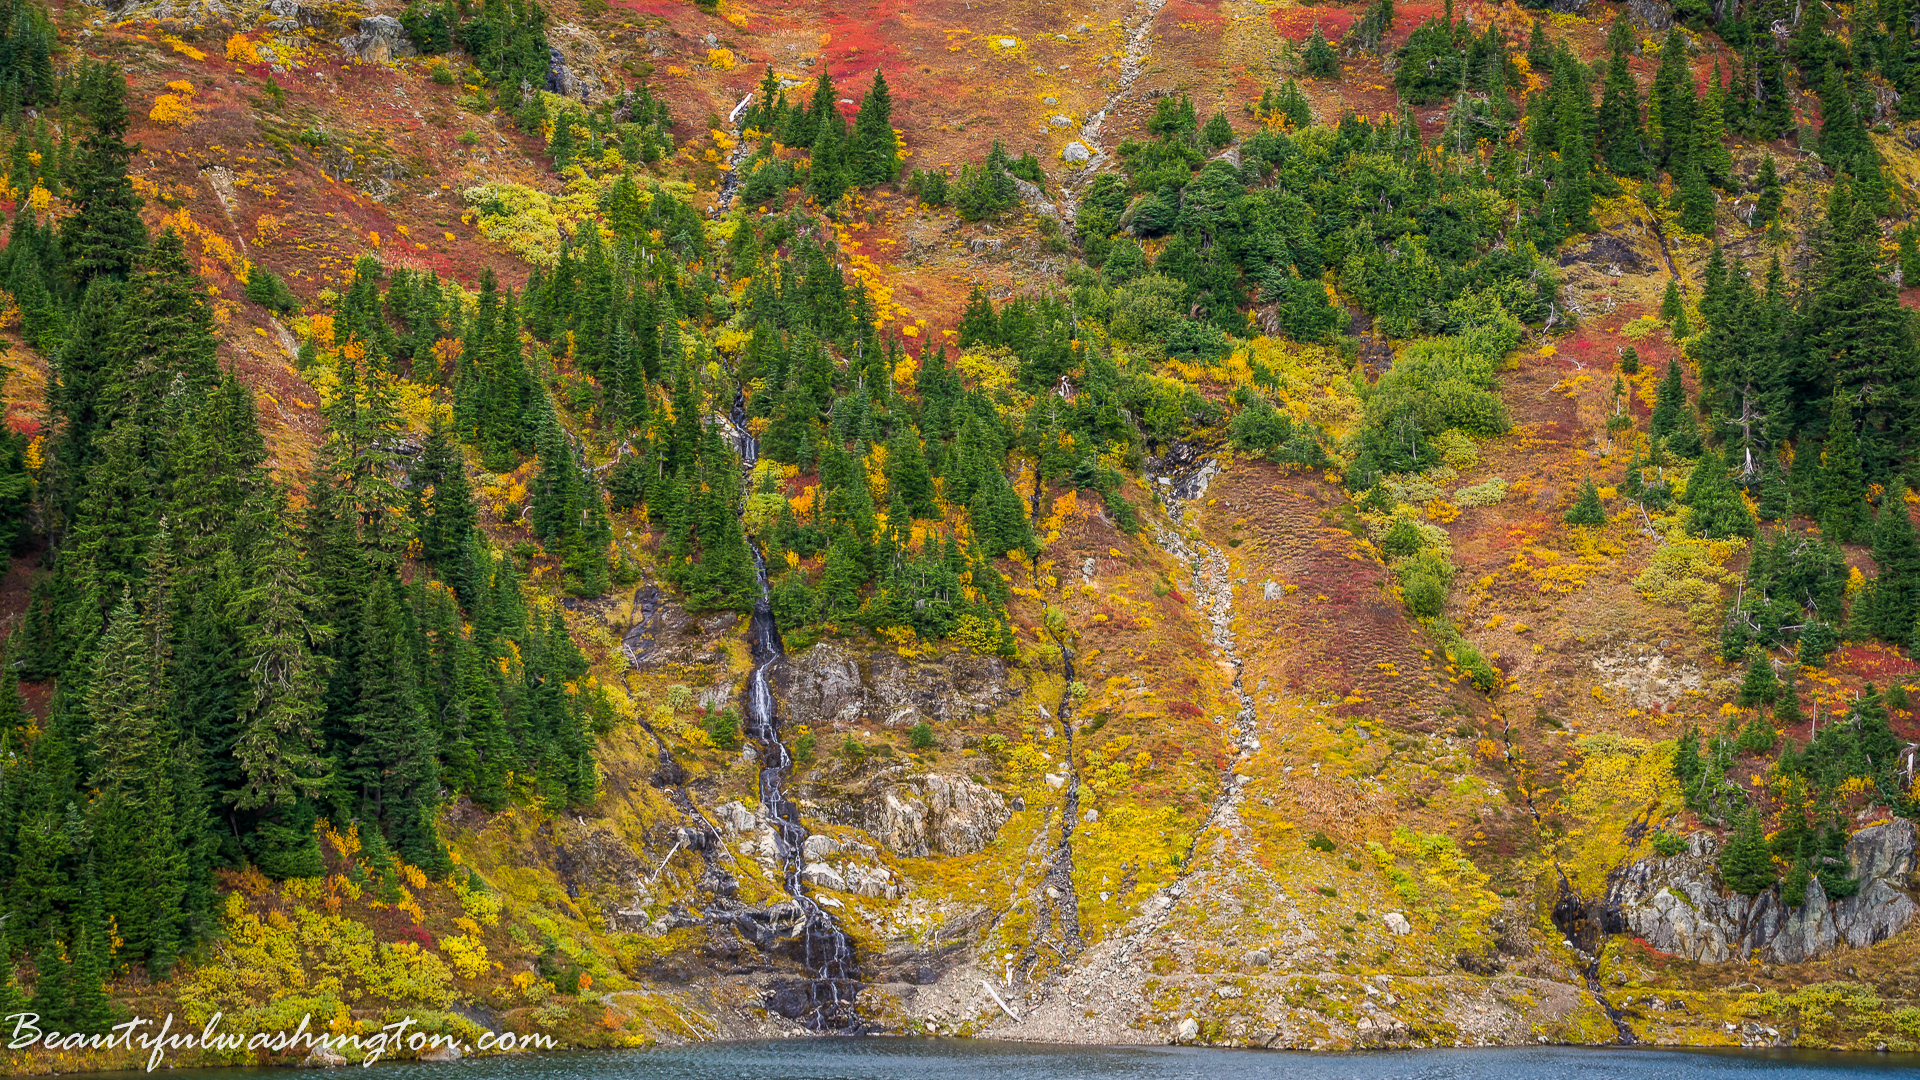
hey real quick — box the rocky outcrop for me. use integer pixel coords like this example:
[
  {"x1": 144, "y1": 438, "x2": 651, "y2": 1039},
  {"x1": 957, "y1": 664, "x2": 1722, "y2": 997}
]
[
  {"x1": 776, "y1": 642, "x2": 1014, "y2": 732},
  {"x1": 338, "y1": 15, "x2": 413, "y2": 63},
  {"x1": 1606, "y1": 821, "x2": 1918, "y2": 964},
  {"x1": 866, "y1": 774, "x2": 1010, "y2": 858},
  {"x1": 1010, "y1": 176, "x2": 1060, "y2": 219}
]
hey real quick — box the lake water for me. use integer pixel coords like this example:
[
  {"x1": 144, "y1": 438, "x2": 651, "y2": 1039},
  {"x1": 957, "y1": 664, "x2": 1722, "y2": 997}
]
[{"x1": 92, "y1": 1040, "x2": 1920, "y2": 1080}]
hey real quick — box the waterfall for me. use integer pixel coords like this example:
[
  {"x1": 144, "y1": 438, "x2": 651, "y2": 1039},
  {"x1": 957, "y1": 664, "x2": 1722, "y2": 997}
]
[{"x1": 729, "y1": 392, "x2": 861, "y2": 1030}]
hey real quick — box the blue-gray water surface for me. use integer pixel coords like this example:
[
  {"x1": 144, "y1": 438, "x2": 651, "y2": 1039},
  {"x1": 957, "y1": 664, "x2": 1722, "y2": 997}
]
[{"x1": 84, "y1": 1040, "x2": 1920, "y2": 1080}]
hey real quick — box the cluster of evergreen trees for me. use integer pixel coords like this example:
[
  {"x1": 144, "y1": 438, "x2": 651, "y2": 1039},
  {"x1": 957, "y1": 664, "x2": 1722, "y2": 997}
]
[
  {"x1": 0, "y1": 0, "x2": 56, "y2": 117},
  {"x1": 1677, "y1": 683, "x2": 1905, "y2": 902},
  {"x1": 735, "y1": 66, "x2": 900, "y2": 208},
  {"x1": 0, "y1": 59, "x2": 604, "y2": 1021}
]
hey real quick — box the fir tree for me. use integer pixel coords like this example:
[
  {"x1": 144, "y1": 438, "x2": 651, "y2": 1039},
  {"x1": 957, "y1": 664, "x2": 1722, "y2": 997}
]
[
  {"x1": 851, "y1": 69, "x2": 900, "y2": 185},
  {"x1": 1735, "y1": 649, "x2": 1780, "y2": 707},
  {"x1": 1647, "y1": 28, "x2": 1696, "y2": 169},
  {"x1": 1684, "y1": 449, "x2": 1755, "y2": 538},
  {"x1": 1564, "y1": 480, "x2": 1606, "y2": 525},
  {"x1": 346, "y1": 577, "x2": 446, "y2": 872},
  {"x1": 1304, "y1": 25, "x2": 1339, "y2": 79},
  {"x1": 1753, "y1": 152, "x2": 1783, "y2": 229},
  {"x1": 62, "y1": 61, "x2": 146, "y2": 282},
  {"x1": 1678, "y1": 158, "x2": 1716, "y2": 235},
  {"x1": 1860, "y1": 490, "x2": 1920, "y2": 641},
  {"x1": 885, "y1": 425, "x2": 937, "y2": 519},
  {"x1": 408, "y1": 417, "x2": 478, "y2": 585},
  {"x1": 228, "y1": 515, "x2": 334, "y2": 819},
  {"x1": 85, "y1": 588, "x2": 186, "y2": 973},
  {"x1": 1818, "y1": 388, "x2": 1870, "y2": 543},
  {"x1": 1720, "y1": 806, "x2": 1778, "y2": 895},
  {"x1": 1776, "y1": 669, "x2": 1804, "y2": 725},
  {"x1": 1597, "y1": 16, "x2": 1647, "y2": 177},
  {"x1": 1694, "y1": 63, "x2": 1733, "y2": 184},
  {"x1": 1795, "y1": 179, "x2": 1919, "y2": 478},
  {"x1": 1201, "y1": 109, "x2": 1234, "y2": 150},
  {"x1": 1650, "y1": 359, "x2": 1703, "y2": 457}
]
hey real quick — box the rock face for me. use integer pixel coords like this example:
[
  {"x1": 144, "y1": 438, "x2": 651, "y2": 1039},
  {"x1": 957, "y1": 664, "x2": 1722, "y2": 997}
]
[
  {"x1": 866, "y1": 774, "x2": 1010, "y2": 857},
  {"x1": 1606, "y1": 821, "x2": 1918, "y2": 964},
  {"x1": 776, "y1": 642, "x2": 1014, "y2": 732},
  {"x1": 338, "y1": 15, "x2": 414, "y2": 63}
]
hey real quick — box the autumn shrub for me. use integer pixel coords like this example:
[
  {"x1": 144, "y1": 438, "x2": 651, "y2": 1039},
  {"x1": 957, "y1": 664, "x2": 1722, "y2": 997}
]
[{"x1": 1452, "y1": 476, "x2": 1507, "y2": 507}]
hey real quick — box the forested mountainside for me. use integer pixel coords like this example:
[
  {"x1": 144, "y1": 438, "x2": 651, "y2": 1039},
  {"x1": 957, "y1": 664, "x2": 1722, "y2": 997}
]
[{"x1": 0, "y1": 0, "x2": 1917, "y2": 1063}]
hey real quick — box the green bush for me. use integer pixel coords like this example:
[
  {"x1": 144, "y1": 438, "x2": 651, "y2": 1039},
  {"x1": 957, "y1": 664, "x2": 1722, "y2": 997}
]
[
  {"x1": 1651, "y1": 831, "x2": 1689, "y2": 856},
  {"x1": 1404, "y1": 571, "x2": 1446, "y2": 617},
  {"x1": 907, "y1": 721, "x2": 935, "y2": 750},
  {"x1": 1380, "y1": 517, "x2": 1427, "y2": 557},
  {"x1": 703, "y1": 709, "x2": 741, "y2": 751},
  {"x1": 1307, "y1": 831, "x2": 1338, "y2": 852}
]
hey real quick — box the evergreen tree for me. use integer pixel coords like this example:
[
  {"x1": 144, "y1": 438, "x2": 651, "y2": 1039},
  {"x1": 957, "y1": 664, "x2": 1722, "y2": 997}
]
[
  {"x1": 1719, "y1": 806, "x2": 1778, "y2": 895},
  {"x1": 228, "y1": 515, "x2": 333, "y2": 821},
  {"x1": 1564, "y1": 480, "x2": 1606, "y2": 525},
  {"x1": 1597, "y1": 16, "x2": 1647, "y2": 177},
  {"x1": 1304, "y1": 25, "x2": 1339, "y2": 79},
  {"x1": 1647, "y1": 28, "x2": 1696, "y2": 169},
  {"x1": 1776, "y1": 669, "x2": 1804, "y2": 725},
  {"x1": 851, "y1": 69, "x2": 900, "y2": 186},
  {"x1": 345, "y1": 577, "x2": 446, "y2": 872},
  {"x1": 1684, "y1": 449, "x2": 1755, "y2": 538},
  {"x1": 885, "y1": 425, "x2": 937, "y2": 519},
  {"x1": 62, "y1": 61, "x2": 146, "y2": 282},
  {"x1": 1753, "y1": 152, "x2": 1783, "y2": 229},
  {"x1": 1794, "y1": 179, "x2": 1919, "y2": 478},
  {"x1": 1860, "y1": 491, "x2": 1920, "y2": 641},
  {"x1": 1735, "y1": 649, "x2": 1780, "y2": 707},
  {"x1": 1694, "y1": 63, "x2": 1733, "y2": 184},
  {"x1": 1201, "y1": 109, "x2": 1234, "y2": 151},
  {"x1": 408, "y1": 416, "x2": 478, "y2": 586},
  {"x1": 1818, "y1": 388, "x2": 1870, "y2": 543},
  {"x1": 84, "y1": 587, "x2": 186, "y2": 974},
  {"x1": 1650, "y1": 359, "x2": 1703, "y2": 457},
  {"x1": 1679, "y1": 158, "x2": 1716, "y2": 235}
]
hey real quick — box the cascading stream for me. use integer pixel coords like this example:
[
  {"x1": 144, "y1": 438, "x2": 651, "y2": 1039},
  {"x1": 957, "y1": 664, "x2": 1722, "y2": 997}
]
[{"x1": 727, "y1": 395, "x2": 861, "y2": 1030}]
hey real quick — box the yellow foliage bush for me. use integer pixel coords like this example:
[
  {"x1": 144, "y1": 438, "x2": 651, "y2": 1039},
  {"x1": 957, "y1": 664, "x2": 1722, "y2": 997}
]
[
  {"x1": 463, "y1": 176, "x2": 605, "y2": 266},
  {"x1": 149, "y1": 93, "x2": 197, "y2": 126},
  {"x1": 707, "y1": 47, "x2": 736, "y2": 70},
  {"x1": 453, "y1": 876, "x2": 504, "y2": 926},
  {"x1": 182, "y1": 900, "x2": 454, "y2": 1022},
  {"x1": 1634, "y1": 534, "x2": 1744, "y2": 626},
  {"x1": 226, "y1": 34, "x2": 263, "y2": 63},
  {"x1": 160, "y1": 34, "x2": 207, "y2": 60},
  {"x1": 439, "y1": 933, "x2": 496, "y2": 978}
]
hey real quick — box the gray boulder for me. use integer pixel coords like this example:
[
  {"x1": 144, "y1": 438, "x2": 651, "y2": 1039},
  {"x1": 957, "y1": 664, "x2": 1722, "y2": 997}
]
[{"x1": 338, "y1": 15, "x2": 414, "y2": 63}]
